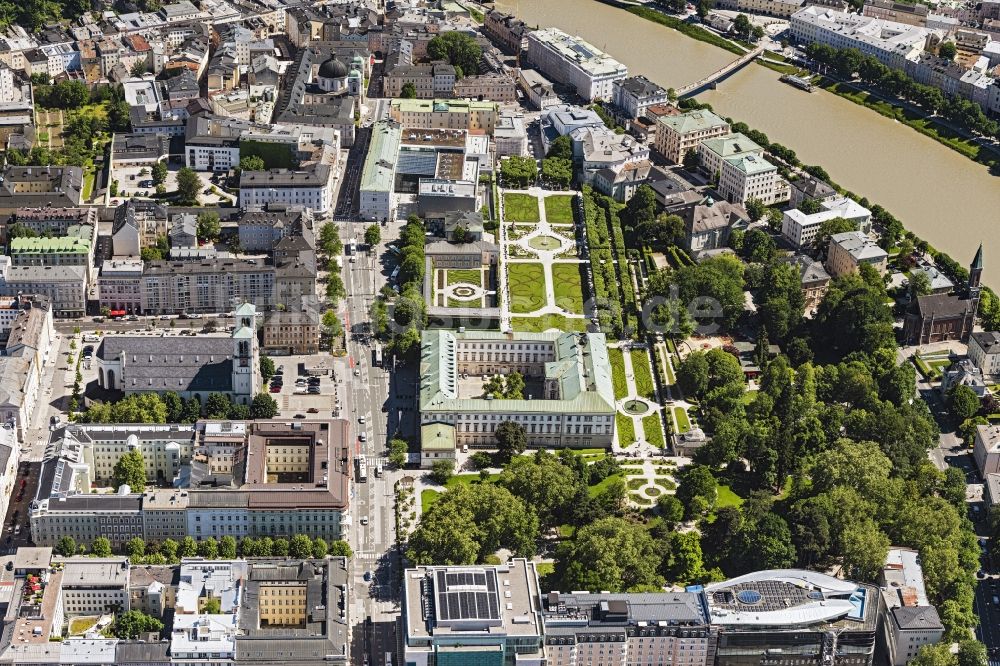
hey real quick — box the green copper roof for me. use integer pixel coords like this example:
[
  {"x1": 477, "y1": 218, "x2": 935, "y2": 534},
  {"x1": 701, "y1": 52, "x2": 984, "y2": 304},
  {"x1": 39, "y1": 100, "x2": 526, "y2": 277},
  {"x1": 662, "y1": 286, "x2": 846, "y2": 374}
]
[{"x1": 419, "y1": 330, "x2": 616, "y2": 415}]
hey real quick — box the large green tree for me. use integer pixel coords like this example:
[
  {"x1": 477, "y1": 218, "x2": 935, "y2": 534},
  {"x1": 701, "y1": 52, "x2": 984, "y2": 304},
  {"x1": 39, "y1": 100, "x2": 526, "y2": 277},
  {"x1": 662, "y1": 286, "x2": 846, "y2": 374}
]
[
  {"x1": 426, "y1": 31, "x2": 481, "y2": 78},
  {"x1": 556, "y1": 517, "x2": 664, "y2": 592},
  {"x1": 175, "y1": 167, "x2": 201, "y2": 205},
  {"x1": 112, "y1": 610, "x2": 164, "y2": 639},
  {"x1": 112, "y1": 449, "x2": 146, "y2": 492}
]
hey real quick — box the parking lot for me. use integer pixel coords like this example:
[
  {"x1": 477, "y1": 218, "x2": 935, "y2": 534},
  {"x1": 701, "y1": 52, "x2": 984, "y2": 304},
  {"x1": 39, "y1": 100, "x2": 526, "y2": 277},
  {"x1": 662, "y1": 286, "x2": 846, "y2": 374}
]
[
  {"x1": 108, "y1": 164, "x2": 236, "y2": 207},
  {"x1": 266, "y1": 355, "x2": 342, "y2": 419}
]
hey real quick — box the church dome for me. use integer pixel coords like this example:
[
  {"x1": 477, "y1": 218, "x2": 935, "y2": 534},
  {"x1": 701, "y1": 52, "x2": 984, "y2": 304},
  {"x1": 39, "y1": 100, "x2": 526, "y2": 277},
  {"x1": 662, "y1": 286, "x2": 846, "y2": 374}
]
[{"x1": 318, "y1": 56, "x2": 348, "y2": 79}]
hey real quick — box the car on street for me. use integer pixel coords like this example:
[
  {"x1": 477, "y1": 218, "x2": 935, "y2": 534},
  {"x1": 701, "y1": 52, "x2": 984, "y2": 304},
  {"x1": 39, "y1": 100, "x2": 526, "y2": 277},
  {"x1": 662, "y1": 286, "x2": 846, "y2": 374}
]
[
  {"x1": 307, "y1": 407, "x2": 319, "y2": 413},
  {"x1": 307, "y1": 387, "x2": 321, "y2": 394},
  {"x1": 358, "y1": 416, "x2": 366, "y2": 424},
  {"x1": 360, "y1": 516, "x2": 369, "y2": 525},
  {"x1": 159, "y1": 314, "x2": 171, "y2": 320},
  {"x1": 363, "y1": 570, "x2": 372, "y2": 581},
  {"x1": 269, "y1": 386, "x2": 281, "y2": 393},
  {"x1": 359, "y1": 433, "x2": 367, "y2": 442}
]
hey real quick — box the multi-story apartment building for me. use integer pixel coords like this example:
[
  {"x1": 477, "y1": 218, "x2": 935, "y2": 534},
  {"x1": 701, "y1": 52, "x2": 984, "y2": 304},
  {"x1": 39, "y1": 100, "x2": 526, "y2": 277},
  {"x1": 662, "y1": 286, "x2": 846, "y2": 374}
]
[
  {"x1": 826, "y1": 231, "x2": 889, "y2": 278},
  {"x1": 3, "y1": 207, "x2": 97, "y2": 241},
  {"x1": 543, "y1": 590, "x2": 713, "y2": 666},
  {"x1": 0, "y1": 296, "x2": 53, "y2": 441},
  {"x1": 718, "y1": 154, "x2": 779, "y2": 205},
  {"x1": 612, "y1": 75, "x2": 669, "y2": 121},
  {"x1": 655, "y1": 110, "x2": 730, "y2": 164},
  {"x1": 452, "y1": 74, "x2": 519, "y2": 102},
  {"x1": 388, "y1": 98, "x2": 498, "y2": 132},
  {"x1": 30, "y1": 420, "x2": 351, "y2": 548},
  {"x1": 0, "y1": 261, "x2": 87, "y2": 318},
  {"x1": 383, "y1": 63, "x2": 455, "y2": 98},
  {"x1": 969, "y1": 330, "x2": 1000, "y2": 378},
  {"x1": 419, "y1": 331, "x2": 617, "y2": 451},
  {"x1": 239, "y1": 166, "x2": 333, "y2": 214},
  {"x1": 403, "y1": 560, "x2": 545, "y2": 665},
  {"x1": 105, "y1": 262, "x2": 142, "y2": 312},
  {"x1": 236, "y1": 207, "x2": 312, "y2": 253},
  {"x1": 141, "y1": 259, "x2": 275, "y2": 314},
  {"x1": 0, "y1": 166, "x2": 83, "y2": 212},
  {"x1": 780, "y1": 196, "x2": 872, "y2": 248},
  {"x1": 262, "y1": 309, "x2": 320, "y2": 355},
  {"x1": 484, "y1": 9, "x2": 528, "y2": 54},
  {"x1": 974, "y1": 423, "x2": 1000, "y2": 476},
  {"x1": 526, "y1": 28, "x2": 628, "y2": 101},
  {"x1": 717, "y1": 0, "x2": 805, "y2": 18},
  {"x1": 862, "y1": 0, "x2": 929, "y2": 26}
]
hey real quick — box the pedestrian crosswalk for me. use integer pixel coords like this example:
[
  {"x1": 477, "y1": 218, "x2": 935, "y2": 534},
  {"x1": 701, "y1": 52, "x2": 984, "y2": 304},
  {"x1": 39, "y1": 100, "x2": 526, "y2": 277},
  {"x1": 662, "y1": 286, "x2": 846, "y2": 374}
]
[
  {"x1": 356, "y1": 551, "x2": 381, "y2": 562},
  {"x1": 366, "y1": 456, "x2": 387, "y2": 469}
]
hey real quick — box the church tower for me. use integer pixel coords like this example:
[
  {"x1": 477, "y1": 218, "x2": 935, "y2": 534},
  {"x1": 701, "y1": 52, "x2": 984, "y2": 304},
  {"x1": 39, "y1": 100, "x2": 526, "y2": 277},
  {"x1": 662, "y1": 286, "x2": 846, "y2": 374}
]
[{"x1": 969, "y1": 244, "x2": 984, "y2": 296}]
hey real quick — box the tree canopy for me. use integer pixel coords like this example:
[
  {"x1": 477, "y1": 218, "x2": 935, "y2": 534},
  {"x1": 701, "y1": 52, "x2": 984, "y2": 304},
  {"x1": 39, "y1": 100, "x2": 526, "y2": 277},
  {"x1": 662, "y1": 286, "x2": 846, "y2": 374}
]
[{"x1": 426, "y1": 31, "x2": 481, "y2": 78}]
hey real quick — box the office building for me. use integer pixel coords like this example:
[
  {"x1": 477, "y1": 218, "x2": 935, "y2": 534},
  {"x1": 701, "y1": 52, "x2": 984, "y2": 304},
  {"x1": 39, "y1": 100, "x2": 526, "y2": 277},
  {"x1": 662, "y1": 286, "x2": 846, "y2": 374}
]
[
  {"x1": 403, "y1": 560, "x2": 545, "y2": 666},
  {"x1": 718, "y1": 154, "x2": 779, "y2": 205},
  {"x1": 239, "y1": 165, "x2": 334, "y2": 214},
  {"x1": 706, "y1": 569, "x2": 881, "y2": 666},
  {"x1": 388, "y1": 98, "x2": 498, "y2": 133},
  {"x1": 60, "y1": 558, "x2": 131, "y2": 616},
  {"x1": 826, "y1": 231, "x2": 888, "y2": 278},
  {"x1": 359, "y1": 120, "x2": 402, "y2": 222}
]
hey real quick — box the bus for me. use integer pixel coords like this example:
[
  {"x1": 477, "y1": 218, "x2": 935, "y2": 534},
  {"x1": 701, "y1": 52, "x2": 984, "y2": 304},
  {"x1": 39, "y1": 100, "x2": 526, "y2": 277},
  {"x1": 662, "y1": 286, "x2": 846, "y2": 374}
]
[
  {"x1": 355, "y1": 456, "x2": 367, "y2": 483},
  {"x1": 373, "y1": 344, "x2": 383, "y2": 368},
  {"x1": 385, "y1": 652, "x2": 393, "y2": 666}
]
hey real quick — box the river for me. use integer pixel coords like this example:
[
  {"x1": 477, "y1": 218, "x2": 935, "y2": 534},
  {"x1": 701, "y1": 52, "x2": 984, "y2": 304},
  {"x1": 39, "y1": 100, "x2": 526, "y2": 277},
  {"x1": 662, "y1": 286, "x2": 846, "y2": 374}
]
[{"x1": 496, "y1": 0, "x2": 1000, "y2": 284}]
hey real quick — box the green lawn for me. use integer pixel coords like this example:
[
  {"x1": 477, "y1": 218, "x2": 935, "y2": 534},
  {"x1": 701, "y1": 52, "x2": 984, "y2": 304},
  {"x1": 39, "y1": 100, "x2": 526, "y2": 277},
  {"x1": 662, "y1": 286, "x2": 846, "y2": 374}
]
[
  {"x1": 81, "y1": 168, "x2": 96, "y2": 201},
  {"x1": 627, "y1": 477, "x2": 647, "y2": 491},
  {"x1": 673, "y1": 406, "x2": 691, "y2": 434},
  {"x1": 642, "y1": 413, "x2": 665, "y2": 448},
  {"x1": 716, "y1": 484, "x2": 744, "y2": 509},
  {"x1": 544, "y1": 195, "x2": 575, "y2": 224},
  {"x1": 630, "y1": 349, "x2": 655, "y2": 400},
  {"x1": 608, "y1": 348, "x2": 628, "y2": 400},
  {"x1": 654, "y1": 477, "x2": 676, "y2": 491},
  {"x1": 551, "y1": 263, "x2": 584, "y2": 315},
  {"x1": 511, "y1": 314, "x2": 586, "y2": 333},
  {"x1": 588, "y1": 472, "x2": 623, "y2": 498},
  {"x1": 420, "y1": 473, "x2": 500, "y2": 512},
  {"x1": 447, "y1": 269, "x2": 482, "y2": 286},
  {"x1": 535, "y1": 562, "x2": 555, "y2": 578},
  {"x1": 503, "y1": 193, "x2": 541, "y2": 223},
  {"x1": 507, "y1": 263, "x2": 546, "y2": 313},
  {"x1": 616, "y1": 412, "x2": 636, "y2": 445},
  {"x1": 420, "y1": 488, "x2": 440, "y2": 512},
  {"x1": 448, "y1": 297, "x2": 482, "y2": 308}
]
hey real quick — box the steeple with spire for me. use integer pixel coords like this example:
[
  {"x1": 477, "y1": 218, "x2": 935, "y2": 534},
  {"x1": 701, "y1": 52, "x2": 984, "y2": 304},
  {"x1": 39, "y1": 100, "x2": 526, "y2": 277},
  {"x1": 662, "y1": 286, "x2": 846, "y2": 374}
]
[{"x1": 969, "y1": 243, "x2": 984, "y2": 295}]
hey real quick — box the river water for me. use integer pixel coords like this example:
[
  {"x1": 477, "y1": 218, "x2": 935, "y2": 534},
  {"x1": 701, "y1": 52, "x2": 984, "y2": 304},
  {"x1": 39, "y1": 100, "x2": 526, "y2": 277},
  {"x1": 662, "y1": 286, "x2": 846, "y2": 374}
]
[{"x1": 497, "y1": 0, "x2": 1000, "y2": 284}]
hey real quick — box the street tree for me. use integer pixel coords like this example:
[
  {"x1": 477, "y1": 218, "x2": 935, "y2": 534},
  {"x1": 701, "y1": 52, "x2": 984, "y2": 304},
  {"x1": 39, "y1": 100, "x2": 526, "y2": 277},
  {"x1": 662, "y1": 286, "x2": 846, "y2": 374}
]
[
  {"x1": 260, "y1": 355, "x2": 275, "y2": 382},
  {"x1": 126, "y1": 537, "x2": 145, "y2": 559},
  {"x1": 220, "y1": 535, "x2": 237, "y2": 559},
  {"x1": 312, "y1": 537, "x2": 329, "y2": 558},
  {"x1": 290, "y1": 534, "x2": 314, "y2": 558},
  {"x1": 250, "y1": 393, "x2": 279, "y2": 419},
  {"x1": 198, "y1": 537, "x2": 219, "y2": 559},
  {"x1": 92, "y1": 537, "x2": 112, "y2": 558},
  {"x1": 389, "y1": 438, "x2": 408, "y2": 468},
  {"x1": 364, "y1": 224, "x2": 381, "y2": 247},
  {"x1": 151, "y1": 161, "x2": 168, "y2": 185},
  {"x1": 55, "y1": 536, "x2": 77, "y2": 557},
  {"x1": 180, "y1": 536, "x2": 198, "y2": 557}
]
